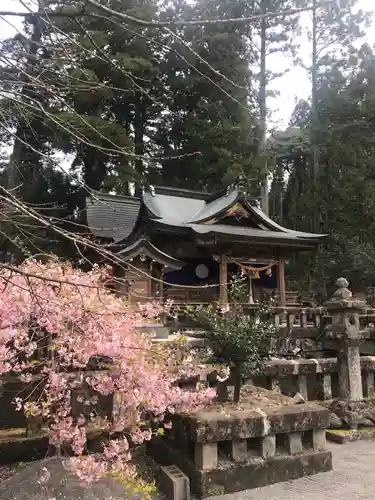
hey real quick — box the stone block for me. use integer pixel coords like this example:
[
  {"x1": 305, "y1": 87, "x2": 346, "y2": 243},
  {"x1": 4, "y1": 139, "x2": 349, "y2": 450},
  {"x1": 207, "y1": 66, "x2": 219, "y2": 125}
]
[
  {"x1": 326, "y1": 427, "x2": 375, "y2": 444},
  {"x1": 268, "y1": 404, "x2": 330, "y2": 436},
  {"x1": 322, "y1": 374, "x2": 332, "y2": 400},
  {"x1": 194, "y1": 442, "x2": 217, "y2": 470},
  {"x1": 188, "y1": 402, "x2": 329, "y2": 443},
  {"x1": 232, "y1": 439, "x2": 247, "y2": 462},
  {"x1": 363, "y1": 371, "x2": 375, "y2": 398},
  {"x1": 136, "y1": 323, "x2": 170, "y2": 339},
  {"x1": 337, "y1": 345, "x2": 363, "y2": 400},
  {"x1": 312, "y1": 428, "x2": 327, "y2": 451},
  {"x1": 284, "y1": 432, "x2": 303, "y2": 455},
  {"x1": 148, "y1": 437, "x2": 333, "y2": 498},
  {"x1": 261, "y1": 434, "x2": 276, "y2": 458},
  {"x1": 297, "y1": 375, "x2": 308, "y2": 400},
  {"x1": 159, "y1": 465, "x2": 190, "y2": 500}
]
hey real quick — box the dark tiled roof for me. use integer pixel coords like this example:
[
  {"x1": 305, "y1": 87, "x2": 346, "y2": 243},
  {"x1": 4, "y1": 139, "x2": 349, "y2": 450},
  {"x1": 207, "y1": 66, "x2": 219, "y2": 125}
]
[
  {"x1": 142, "y1": 189, "x2": 325, "y2": 241},
  {"x1": 152, "y1": 220, "x2": 326, "y2": 247},
  {"x1": 85, "y1": 186, "x2": 327, "y2": 248},
  {"x1": 86, "y1": 192, "x2": 140, "y2": 242}
]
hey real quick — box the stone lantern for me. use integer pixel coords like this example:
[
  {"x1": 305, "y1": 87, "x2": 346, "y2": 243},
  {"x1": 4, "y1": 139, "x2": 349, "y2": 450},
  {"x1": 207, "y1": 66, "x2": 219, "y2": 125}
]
[{"x1": 324, "y1": 277, "x2": 366, "y2": 401}]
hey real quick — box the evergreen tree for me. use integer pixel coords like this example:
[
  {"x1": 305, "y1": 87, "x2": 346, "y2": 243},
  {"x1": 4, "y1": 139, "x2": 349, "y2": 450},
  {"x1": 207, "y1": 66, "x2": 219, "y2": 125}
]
[
  {"x1": 272, "y1": 45, "x2": 375, "y2": 293},
  {"x1": 154, "y1": 0, "x2": 259, "y2": 192}
]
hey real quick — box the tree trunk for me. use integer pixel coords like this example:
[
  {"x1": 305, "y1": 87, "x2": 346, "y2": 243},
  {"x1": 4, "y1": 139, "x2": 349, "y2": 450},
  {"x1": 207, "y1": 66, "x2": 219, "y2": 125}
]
[
  {"x1": 259, "y1": 0, "x2": 268, "y2": 214},
  {"x1": 134, "y1": 93, "x2": 146, "y2": 182},
  {"x1": 311, "y1": 0, "x2": 320, "y2": 232},
  {"x1": 7, "y1": 15, "x2": 43, "y2": 194}
]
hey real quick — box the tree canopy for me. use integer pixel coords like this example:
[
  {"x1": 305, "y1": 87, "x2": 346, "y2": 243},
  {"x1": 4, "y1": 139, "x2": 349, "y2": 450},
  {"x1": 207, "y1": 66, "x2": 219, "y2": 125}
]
[{"x1": 0, "y1": 0, "x2": 375, "y2": 291}]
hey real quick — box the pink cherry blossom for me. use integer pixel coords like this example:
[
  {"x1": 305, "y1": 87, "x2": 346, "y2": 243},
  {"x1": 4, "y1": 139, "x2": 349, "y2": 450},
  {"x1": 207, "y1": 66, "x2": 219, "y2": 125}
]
[{"x1": 0, "y1": 260, "x2": 214, "y2": 485}]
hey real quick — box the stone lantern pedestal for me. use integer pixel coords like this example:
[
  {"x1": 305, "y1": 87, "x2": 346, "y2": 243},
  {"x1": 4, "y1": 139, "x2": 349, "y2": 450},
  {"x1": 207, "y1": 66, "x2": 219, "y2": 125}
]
[
  {"x1": 324, "y1": 278, "x2": 366, "y2": 402},
  {"x1": 324, "y1": 278, "x2": 375, "y2": 439}
]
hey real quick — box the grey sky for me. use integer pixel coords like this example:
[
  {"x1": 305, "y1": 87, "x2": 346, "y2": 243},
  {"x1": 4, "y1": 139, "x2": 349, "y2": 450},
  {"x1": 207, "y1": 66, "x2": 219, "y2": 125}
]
[
  {"x1": 268, "y1": 0, "x2": 375, "y2": 126},
  {"x1": 0, "y1": 0, "x2": 374, "y2": 128}
]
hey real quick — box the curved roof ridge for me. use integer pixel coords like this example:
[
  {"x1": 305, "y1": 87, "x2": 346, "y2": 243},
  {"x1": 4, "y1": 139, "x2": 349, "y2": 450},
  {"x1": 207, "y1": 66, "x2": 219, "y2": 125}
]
[
  {"x1": 150, "y1": 219, "x2": 327, "y2": 249},
  {"x1": 244, "y1": 201, "x2": 327, "y2": 238},
  {"x1": 117, "y1": 238, "x2": 185, "y2": 270},
  {"x1": 142, "y1": 191, "x2": 205, "y2": 223},
  {"x1": 187, "y1": 190, "x2": 241, "y2": 223}
]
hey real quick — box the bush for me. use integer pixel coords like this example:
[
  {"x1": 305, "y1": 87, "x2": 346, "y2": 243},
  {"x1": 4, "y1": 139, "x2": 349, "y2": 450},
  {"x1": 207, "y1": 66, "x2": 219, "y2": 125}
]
[{"x1": 192, "y1": 276, "x2": 277, "y2": 402}]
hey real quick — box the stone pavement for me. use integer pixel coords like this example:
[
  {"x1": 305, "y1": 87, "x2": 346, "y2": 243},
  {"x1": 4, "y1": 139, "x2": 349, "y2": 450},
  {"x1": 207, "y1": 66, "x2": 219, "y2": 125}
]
[
  {"x1": 1, "y1": 441, "x2": 374, "y2": 500},
  {"x1": 208, "y1": 441, "x2": 375, "y2": 500}
]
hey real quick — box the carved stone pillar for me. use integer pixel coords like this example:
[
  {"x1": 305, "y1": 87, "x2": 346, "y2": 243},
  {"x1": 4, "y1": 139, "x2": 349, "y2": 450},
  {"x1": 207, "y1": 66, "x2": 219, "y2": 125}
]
[{"x1": 324, "y1": 277, "x2": 366, "y2": 401}]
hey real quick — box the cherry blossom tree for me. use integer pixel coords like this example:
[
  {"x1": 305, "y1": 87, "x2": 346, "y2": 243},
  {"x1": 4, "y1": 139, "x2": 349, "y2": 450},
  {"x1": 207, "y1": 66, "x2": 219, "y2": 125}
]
[{"x1": 0, "y1": 259, "x2": 214, "y2": 485}]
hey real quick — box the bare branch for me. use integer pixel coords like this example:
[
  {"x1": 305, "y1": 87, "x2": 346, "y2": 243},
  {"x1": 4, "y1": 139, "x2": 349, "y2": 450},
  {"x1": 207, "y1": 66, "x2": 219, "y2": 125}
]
[{"x1": 0, "y1": 1, "x2": 336, "y2": 27}]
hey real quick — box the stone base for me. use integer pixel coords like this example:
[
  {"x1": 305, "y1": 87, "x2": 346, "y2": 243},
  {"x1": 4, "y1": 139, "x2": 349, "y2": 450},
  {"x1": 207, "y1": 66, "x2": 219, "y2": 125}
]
[
  {"x1": 148, "y1": 438, "x2": 332, "y2": 498},
  {"x1": 0, "y1": 428, "x2": 50, "y2": 464},
  {"x1": 327, "y1": 427, "x2": 375, "y2": 444}
]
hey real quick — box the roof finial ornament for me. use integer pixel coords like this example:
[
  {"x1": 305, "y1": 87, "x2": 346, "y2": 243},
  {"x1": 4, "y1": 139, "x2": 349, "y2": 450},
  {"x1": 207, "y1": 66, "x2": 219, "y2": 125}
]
[
  {"x1": 237, "y1": 174, "x2": 245, "y2": 191},
  {"x1": 141, "y1": 184, "x2": 155, "y2": 196},
  {"x1": 231, "y1": 174, "x2": 246, "y2": 193}
]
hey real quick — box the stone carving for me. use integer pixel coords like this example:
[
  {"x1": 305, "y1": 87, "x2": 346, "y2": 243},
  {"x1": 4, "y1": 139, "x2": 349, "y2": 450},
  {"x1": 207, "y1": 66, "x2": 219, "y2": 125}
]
[
  {"x1": 331, "y1": 277, "x2": 352, "y2": 301},
  {"x1": 324, "y1": 277, "x2": 367, "y2": 402},
  {"x1": 326, "y1": 399, "x2": 375, "y2": 429}
]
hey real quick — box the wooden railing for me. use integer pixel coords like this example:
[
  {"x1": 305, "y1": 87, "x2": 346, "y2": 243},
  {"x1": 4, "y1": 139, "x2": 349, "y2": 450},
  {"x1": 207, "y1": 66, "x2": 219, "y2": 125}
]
[
  {"x1": 164, "y1": 289, "x2": 309, "y2": 307},
  {"x1": 164, "y1": 286, "x2": 219, "y2": 303}
]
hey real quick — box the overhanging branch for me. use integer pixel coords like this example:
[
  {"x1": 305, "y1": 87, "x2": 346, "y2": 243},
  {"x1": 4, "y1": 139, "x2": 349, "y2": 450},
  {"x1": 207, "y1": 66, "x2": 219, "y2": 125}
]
[{"x1": 0, "y1": 1, "x2": 337, "y2": 27}]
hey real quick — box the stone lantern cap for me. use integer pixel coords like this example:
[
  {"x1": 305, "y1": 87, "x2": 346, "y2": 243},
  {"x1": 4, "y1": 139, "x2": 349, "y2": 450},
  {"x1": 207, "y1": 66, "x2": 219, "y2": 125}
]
[
  {"x1": 323, "y1": 278, "x2": 367, "y2": 345},
  {"x1": 324, "y1": 277, "x2": 367, "y2": 311}
]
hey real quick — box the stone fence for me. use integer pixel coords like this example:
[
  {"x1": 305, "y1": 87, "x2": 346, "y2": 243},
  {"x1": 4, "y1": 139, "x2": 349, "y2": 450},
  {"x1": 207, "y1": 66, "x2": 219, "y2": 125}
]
[
  {"x1": 249, "y1": 356, "x2": 375, "y2": 402},
  {"x1": 269, "y1": 306, "x2": 375, "y2": 355},
  {"x1": 0, "y1": 370, "x2": 119, "y2": 431},
  {"x1": 169, "y1": 301, "x2": 375, "y2": 359}
]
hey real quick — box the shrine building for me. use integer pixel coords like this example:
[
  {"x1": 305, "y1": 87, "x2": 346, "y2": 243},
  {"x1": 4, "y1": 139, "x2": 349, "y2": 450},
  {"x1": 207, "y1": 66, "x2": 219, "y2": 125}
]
[{"x1": 86, "y1": 185, "x2": 326, "y2": 307}]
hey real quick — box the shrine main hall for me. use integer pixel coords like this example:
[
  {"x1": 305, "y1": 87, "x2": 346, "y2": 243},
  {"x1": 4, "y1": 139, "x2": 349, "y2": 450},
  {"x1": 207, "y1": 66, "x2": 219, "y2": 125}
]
[{"x1": 86, "y1": 185, "x2": 326, "y2": 306}]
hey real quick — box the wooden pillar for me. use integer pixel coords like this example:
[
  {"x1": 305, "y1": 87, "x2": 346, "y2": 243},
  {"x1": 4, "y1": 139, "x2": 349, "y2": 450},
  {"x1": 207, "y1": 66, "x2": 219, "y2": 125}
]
[
  {"x1": 219, "y1": 255, "x2": 228, "y2": 305},
  {"x1": 278, "y1": 257, "x2": 286, "y2": 307},
  {"x1": 248, "y1": 272, "x2": 254, "y2": 304},
  {"x1": 130, "y1": 257, "x2": 151, "y2": 303},
  {"x1": 159, "y1": 267, "x2": 165, "y2": 301}
]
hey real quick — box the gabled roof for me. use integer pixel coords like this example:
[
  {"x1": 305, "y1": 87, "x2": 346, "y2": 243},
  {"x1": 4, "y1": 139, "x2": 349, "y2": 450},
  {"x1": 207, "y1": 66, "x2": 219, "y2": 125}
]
[
  {"x1": 85, "y1": 185, "x2": 327, "y2": 249},
  {"x1": 142, "y1": 189, "x2": 241, "y2": 224},
  {"x1": 117, "y1": 239, "x2": 185, "y2": 270}
]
